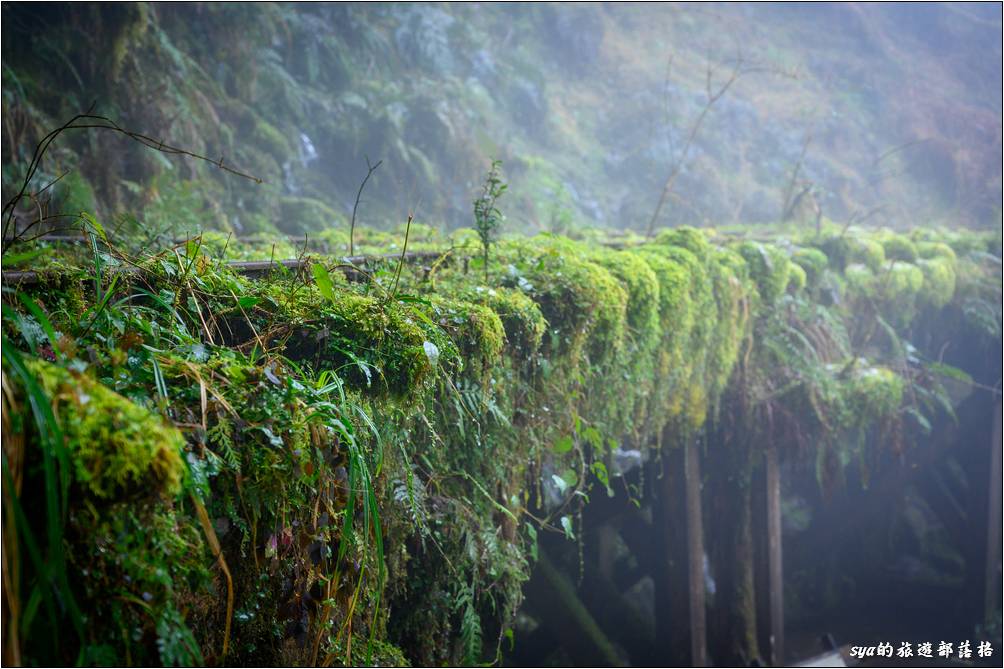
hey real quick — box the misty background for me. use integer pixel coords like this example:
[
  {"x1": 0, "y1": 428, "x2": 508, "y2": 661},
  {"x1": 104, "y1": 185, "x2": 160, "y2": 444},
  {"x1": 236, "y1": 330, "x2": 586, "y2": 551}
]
[{"x1": 2, "y1": 3, "x2": 1001, "y2": 240}]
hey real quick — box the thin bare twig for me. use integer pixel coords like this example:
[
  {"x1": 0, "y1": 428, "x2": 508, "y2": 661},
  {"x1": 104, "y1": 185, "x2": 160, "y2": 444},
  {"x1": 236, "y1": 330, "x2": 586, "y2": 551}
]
[
  {"x1": 781, "y1": 127, "x2": 814, "y2": 221},
  {"x1": 3, "y1": 113, "x2": 262, "y2": 253},
  {"x1": 389, "y1": 213, "x2": 414, "y2": 300},
  {"x1": 349, "y1": 157, "x2": 382, "y2": 257},
  {"x1": 646, "y1": 55, "x2": 743, "y2": 237}
]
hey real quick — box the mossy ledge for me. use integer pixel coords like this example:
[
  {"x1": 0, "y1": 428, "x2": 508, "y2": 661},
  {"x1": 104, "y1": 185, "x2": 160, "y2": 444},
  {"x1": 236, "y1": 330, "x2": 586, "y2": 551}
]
[{"x1": 2, "y1": 224, "x2": 1000, "y2": 666}]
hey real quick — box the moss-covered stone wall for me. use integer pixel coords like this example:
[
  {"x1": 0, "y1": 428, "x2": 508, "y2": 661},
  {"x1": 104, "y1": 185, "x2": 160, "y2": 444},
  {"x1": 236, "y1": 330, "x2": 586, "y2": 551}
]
[{"x1": 2, "y1": 223, "x2": 1000, "y2": 666}]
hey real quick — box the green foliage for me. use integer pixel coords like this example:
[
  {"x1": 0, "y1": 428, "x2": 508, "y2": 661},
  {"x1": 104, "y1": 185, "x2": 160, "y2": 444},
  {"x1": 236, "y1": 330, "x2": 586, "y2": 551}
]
[
  {"x1": 473, "y1": 159, "x2": 507, "y2": 281},
  {"x1": 737, "y1": 240, "x2": 792, "y2": 307},
  {"x1": 2, "y1": 217, "x2": 999, "y2": 667},
  {"x1": 881, "y1": 234, "x2": 918, "y2": 263},
  {"x1": 278, "y1": 196, "x2": 344, "y2": 235},
  {"x1": 917, "y1": 257, "x2": 957, "y2": 309},
  {"x1": 27, "y1": 359, "x2": 185, "y2": 500},
  {"x1": 792, "y1": 247, "x2": 828, "y2": 287}
]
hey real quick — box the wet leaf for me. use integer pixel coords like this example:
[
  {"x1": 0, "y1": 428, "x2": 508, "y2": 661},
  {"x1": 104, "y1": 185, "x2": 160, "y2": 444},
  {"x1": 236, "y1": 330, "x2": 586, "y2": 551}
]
[
  {"x1": 552, "y1": 435, "x2": 573, "y2": 454},
  {"x1": 312, "y1": 263, "x2": 335, "y2": 302},
  {"x1": 423, "y1": 340, "x2": 440, "y2": 367},
  {"x1": 560, "y1": 515, "x2": 575, "y2": 541}
]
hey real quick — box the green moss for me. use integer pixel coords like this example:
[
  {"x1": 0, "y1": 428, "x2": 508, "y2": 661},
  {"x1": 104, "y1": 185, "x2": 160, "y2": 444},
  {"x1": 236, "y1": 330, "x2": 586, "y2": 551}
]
[
  {"x1": 884, "y1": 262, "x2": 925, "y2": 299},
  {"x1": 464, "y1": 286, "x2": 546, "y2": 357},
  {"x1": 506, "y1": 243, "x2": 628, "y2": 366},
  {"x1": 70, "y1": 504, "x2": 207, "y2": 666},
  {"x1": 916, "y1": 241, "x2": 957, "y2": 263},
  {"x1": 881, "y1": 235, "x2": 918, "y2": 263},
  {"x1": 656, "y1": 226, "x2": 713, "y2": 259},
  {"x1": 816, "y1": 234, "x2": 886, "y2": 272},
  {"x1": 7, "y1": 224, "x2": 998, "y2": 667},
  {"x1": 851, "y1": 238, "x2": 887, "y2": 271},
  {"x1": 792, "y1": 247, "x2": 829, "y2": 287},
  {"x1": 590, "y1": 249, "x2": 660, "y2": 338},
  {"x1": 420, "y1": 296, "x2": 505, "y2": 374},
  {"x1": 636, "y1": 244, "x2": 716, "y2": 430},
  {"x1": 845, "y1": 364, "x2": 904, "y2": 424},
  {"x1": 917, "y1": 257, "x2": 957, "y2": 309},
  {"x1": 706, "y1": 248, "x2": 751, "y2": 405},
  {"x1": 843, "y1": 262, "x2": 875, "y2": 293},
  {"x1": 787, "y1": 263, "x2": 807, "y2": 292},
  {"x1": 845, "y1": 261, "x2": 923, "y2": 302},
  {"x1": 27, "y1": 359, "x2": 184, "y2": 500},
  {"x1": 312, "y1": 289, "x2": 445, "y2": 397},
  {"x1": 737, "y1": 241, "x2": 791, "y2": 307},
  {"x1": 844, "y1": 260, "x2": 925, "y2": 325}
]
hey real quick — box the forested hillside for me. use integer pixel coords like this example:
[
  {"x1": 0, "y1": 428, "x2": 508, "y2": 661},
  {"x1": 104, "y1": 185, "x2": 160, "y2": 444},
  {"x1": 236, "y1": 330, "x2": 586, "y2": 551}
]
[{"x1": 3, "y1": 3, "x2": 1001, "y2": 239}]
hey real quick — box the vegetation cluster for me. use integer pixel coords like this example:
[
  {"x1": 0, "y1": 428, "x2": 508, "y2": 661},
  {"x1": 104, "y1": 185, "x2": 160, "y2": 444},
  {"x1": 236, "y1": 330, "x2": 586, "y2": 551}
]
[{"x1": 3, "y1": 205, "x2": 999, "y2": 665}]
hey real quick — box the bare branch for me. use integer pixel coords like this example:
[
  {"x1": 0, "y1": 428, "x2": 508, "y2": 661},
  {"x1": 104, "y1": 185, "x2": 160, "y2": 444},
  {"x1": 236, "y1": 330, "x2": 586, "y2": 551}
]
[
  {"x1": 349, "y1": 157, "x2": 382, "y2": 257},
  {"x1": 3, "y1": 112, "x2": 263, "y2": 254}
]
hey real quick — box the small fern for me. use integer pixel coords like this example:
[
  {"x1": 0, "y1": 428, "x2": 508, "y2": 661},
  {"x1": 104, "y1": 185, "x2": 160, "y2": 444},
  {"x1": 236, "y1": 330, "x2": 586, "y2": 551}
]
[{"x1": 455, "y1": 580, "x2": 483, "y2": 666}]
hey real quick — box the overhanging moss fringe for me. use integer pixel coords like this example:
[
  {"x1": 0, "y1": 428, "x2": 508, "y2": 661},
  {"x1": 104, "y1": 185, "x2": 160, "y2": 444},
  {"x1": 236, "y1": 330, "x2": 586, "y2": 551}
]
[{"x1": 2, "y1": 223, "x2": 1000, "y2": 666}]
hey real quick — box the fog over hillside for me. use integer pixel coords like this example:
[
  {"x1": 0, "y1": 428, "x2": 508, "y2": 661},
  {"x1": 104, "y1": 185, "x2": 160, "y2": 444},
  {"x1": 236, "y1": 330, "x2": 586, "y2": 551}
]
[{"x1": 2, "y1": 3, "x2": 1001, "y2": 238}]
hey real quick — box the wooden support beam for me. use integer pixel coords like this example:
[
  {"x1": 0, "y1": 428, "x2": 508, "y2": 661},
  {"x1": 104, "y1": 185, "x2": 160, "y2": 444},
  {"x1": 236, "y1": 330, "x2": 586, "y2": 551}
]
[
  {"x1": 1, "y1": 251, "x2": 453, "y2": 287},
  {"x1": 656, "y1": 442, "x2": 690, "y2": 664},
  {"x1": 765, "y1": 442, "x2": 784, "y2": 666},
  {"x1": 985, "y1": 400, "x2": 1002, "y2": 625},
  {"x1": 685, "y1": 440, "x2": 708, "y2": 667}
]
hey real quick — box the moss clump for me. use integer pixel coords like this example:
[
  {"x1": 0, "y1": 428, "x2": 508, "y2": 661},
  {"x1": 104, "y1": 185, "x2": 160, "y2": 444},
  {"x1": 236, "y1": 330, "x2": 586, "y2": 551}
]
[
  {"x1": 916, "y1": 241, "x2": 957, "y2": 263},
  {"x1": 813, "y1": 234, "x2": 885, "y2": 272},
  {"x1": 638, "y1": 244, "x2": 716, "y2": 430},
  {"x1": 787, "y1": 263, "x2": 807, "y2": 292},
  {"x1": 737, "y1": 241, "x2": 791, "y2": 307},
  {"x1": 917, "y1": 257, "x2": 957, "y2": 309},
  {"x1": 850, "y1": 238, "x2": 887, "y2": 271},
  {"x1": 635, "y1": 249, "x2": 696, "y2": 430},
  {"x1": 792, "y1": 247, "x2": 829, "y2": 287},
  {"x1": 845, "y1": 262, "x2": 924, "y2": 302},
  {"x1": 656, "y1": 226, "x2": 713, "y2": 259},
  {"x1": 881, "y1": 235, "x2": 918, "y2": 263},
  {"x1": 420, "y1": 296, "x2": 505, "y2": 374},
  {"x1": 27, "y1": 359, "x2": 184, "y2": 500},
  {"x1": 843, "y1": 262, "x2": 874, "y2": 293},
  {"x1": 314, "y1": 290, "x2": 446, "y2": 397},
  {"x1": 464, "y1": 285, "x2": 546, "y2": 358},
  {"x1": 706, "y1": 248, "x2": 751, "y2": 405},
  {"x1": 591, "y1": 249, "x2": 660, "y2": 338},
  {"x1": 883, "y1": 263, "x2": 925, "y2": 300},
  {"x1": 506, "y1": 244, "x2": 627, "y2": 366},
  {"x1": 845, "y1": 364, "x2": 904, "y2": 425}
]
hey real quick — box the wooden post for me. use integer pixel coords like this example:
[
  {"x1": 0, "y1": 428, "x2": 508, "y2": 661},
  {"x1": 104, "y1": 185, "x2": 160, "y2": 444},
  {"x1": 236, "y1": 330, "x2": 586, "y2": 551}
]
[
  {"x1": 985, "y1": 400, "x2": 1002, "y2": 625},
  {"x1": 685, "y1": 441, "x2": 708, "y2": 667},
  {"x1": 753, "y1": 454, "x2": 770, "y2": 662},
  {"x1": 765, "y1": 443, "x2": 784, "y2": 666},
  {"x1": 657, "y1": 440, "x2": 691, "y2": 664}
]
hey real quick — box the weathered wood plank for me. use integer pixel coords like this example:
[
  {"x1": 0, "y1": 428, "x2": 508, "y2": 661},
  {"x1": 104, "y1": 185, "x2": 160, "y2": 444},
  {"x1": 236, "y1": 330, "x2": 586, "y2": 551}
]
[
  {"x1": 765, "y1": 442, "x2": 784, "y2": 666},
  {"x1": 685, "y1": 440, "x2": 708, "y2": 667},
  {"x1": 1, "y1": 251, "x2": 452, "y2": 286}
]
